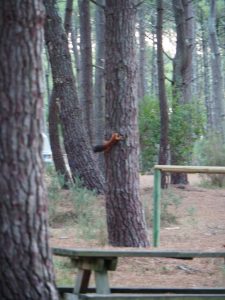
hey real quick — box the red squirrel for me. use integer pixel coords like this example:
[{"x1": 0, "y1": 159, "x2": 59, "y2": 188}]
[{"x1": 93, "y1": 133, "x2": 123, "y2": 153}]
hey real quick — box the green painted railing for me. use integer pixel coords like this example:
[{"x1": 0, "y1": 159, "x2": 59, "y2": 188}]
[{"x1": 153, "y1": 165, "x2": 225, "y2": 247}]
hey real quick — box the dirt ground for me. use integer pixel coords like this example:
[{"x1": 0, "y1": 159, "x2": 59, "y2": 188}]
[{"x1": 50, "y1": 174, "x2": 225, "y2": 289}]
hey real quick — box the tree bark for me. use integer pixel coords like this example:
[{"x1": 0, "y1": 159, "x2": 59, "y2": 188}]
[
  {"x1": 0, "y1": 1, "x2": 58, "y2": 299},
  {"x1": 44, "y1": 0, "x2": 104, "y2": 194},
  {"x1": 172, "y1": 0, "x2": 194, "y2": 104},
  {"x1": 105, "y1": 0, "x2": 150, "y2": 247},
  {"x1": 171, "y1": 0, "x2": 194, "y2": 184},
  {"x1": 150, "y1": 13, "x2": 158, "y2": 97},
  {"x1": 94, "y1": 0, "x2": 106, "y2": 172},
  {"x1": 208, "y1": 0, "x2": 225, "y2": 139},
  {"x1": 138, "y1": 4, "x2": 147, "y2": 100},
  {"x1": 200, "y1": 10, "x2": 213, "y2": 132},
  {"x1": 78, "y1": 0, "x2": 94, "y2": 144},
  {"x1": 48, "y1": 93, "x2": 72, "y2": 188},
  {"x1": 48, "y1": 0, "x2": 74, "y2": 189},
  {"x1": 156, "y1": 0, "x2": 169, "y2": 188},
  {"x1": 64, "y1": 0, "x2": 73, "y2": 35}
]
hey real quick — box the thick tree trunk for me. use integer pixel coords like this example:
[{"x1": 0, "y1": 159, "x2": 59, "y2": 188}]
[
  {"x1": 48, "y1": 94, "x2": 72, "y2": 188},
  {"x1": 0, "y1": 1, "x2": 58, "y2": 299},
  {"x1": 105, "y1": 0, "x2": 150, "y2": 247},
  {"x1": 208, "y1": 0, "x2": 225, "y2": 139},
  {"x1": 156, "y1": 0, "x2": 169, "y2": 188},
  {"x1": 48, "y1": 0, "x2": 73, "y2": 188},
  {"x1": 71, "y1": 12, "x2": 81, "y2": 94},
  {"x1": 172, "y1": 0, "x2": 194, "y2": 104},
  {"x1": 64, "y1": 0, "x2": 73, "y2": 34},
  {"x1": 171, "y1": 0, "x2": 194, "y2": 184},
  {"x1": 94, "y1": 0, "x2": 106, "y2": 172},
  {"x1": 200, "y1": 11, "x2": 213, "y2": 132},
  {"x1": 44, "y1": 0, "x2": 104, "y2": 194},
  {"x1": 78, "y1": 0, "x2": 94, "y2": 144}
]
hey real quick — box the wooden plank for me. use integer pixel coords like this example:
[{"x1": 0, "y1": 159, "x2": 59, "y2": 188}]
[
  {"x1": 80, "y1": 294, "x2": 225, "y2": 300},
  {"x1": 154, "y1": 165, "x2": 225, "y2": 174},
  {"x1": 57, "y1": 287, "x2": 225, "y2": 295},
  {"x1": 64, "y1": 294, "x2": 78, "y2": 300},
  {"x1": 74, "y1": 269, "x2": 91, "y2": 294},
  {"x1": 95, "y1": 270, "x2": 110, "y2": 294},
  {"x1": 52, "y1": 248, "x2": 225, "y2": 259}
]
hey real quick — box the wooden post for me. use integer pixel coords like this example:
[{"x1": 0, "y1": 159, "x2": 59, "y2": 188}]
[{"x1": 153, "y1": 168, "x2": 161, "y2": 247}]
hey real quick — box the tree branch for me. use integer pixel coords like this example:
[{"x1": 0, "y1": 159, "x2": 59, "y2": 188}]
[
  {"x1": 134, "y1": 1, "x2": 145, "y2": 9},
  {"x1": 165, "y1": 76, "x2": 173, "y2": 84},
  {"x1": 89, "y1": 0, "x2": 105, "y2": 9}
]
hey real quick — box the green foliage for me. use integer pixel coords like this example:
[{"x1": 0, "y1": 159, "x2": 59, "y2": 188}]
[
  {"x1": 169, "y1": 100, "x2": 205, "y2": 165},
  {"x1": 70, "y1": 178, "x2": 107, "y2": 242},
  {"x1": 193, "y1": 134, "x2": 225, "y2": 187},
  {"x1": 46, "y1": 167, "x2": 107, "y2": 242},
  {"x1": 161, "y1": 188, "x2": 183, "y2": 226},
  {"x1": 138, "y1": 94, "x2": 204, "y2": 172},
  {"x1": 139, "y1": 96, "x2": 160, "y2": 172},
  {"x1": 45, "y1": 165, "x2": 63, "y2": 224}
]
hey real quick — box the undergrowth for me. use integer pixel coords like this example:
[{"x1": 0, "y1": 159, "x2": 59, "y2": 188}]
[{"x1": 46, "y1": 166, "x2": 107, "y2": 243}]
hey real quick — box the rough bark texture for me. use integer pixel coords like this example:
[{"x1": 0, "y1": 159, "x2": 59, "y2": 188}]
[
  {"x1": 64, "y1": 0, "x2": 73, "y2": 35},
  {"x1": 156, "y1": 0, "x2": 169, "y2": 188},
  {"x1": 94, "y1": 0, "x2": 106, "y2": 172},
  {"x1": 208, "y1": 0, "x2": 225, "y2": 139},
  {"x1": 48, "y1": 94, "x2": 71, "y2": 188},
  {"x1": 150, "y1": 13, "x2": 158, "y2": 97},
  {"x1": 171, "y1": 0, "x2": 194, "y2": 184},
  {"x1": 200, "y1": 11, "x2": 213, "y2": 132},
  {"x1": 0, "y1": 1, "x2": 58, "y2": 299},
  {"x1": 138, "y1": 5, "x2": 147, "y2": 100},
  {"x1": 47, "y1": 0, "x2": 73, "y2": 188},
  {"x1": 105, "y1": 0, "x2": 150, "y2": 247},
  {"x1": 78, "y1": 0, "x2": 94, "y2": 144},
  {"x1": 172, "y1": 0, "x2": 194, "y2": 104},
  {"x1": 71, "y1": 13, "x2": 81, "y2": 94},
  {"x1": 44, "y1": 0, "x2": 104, "y2": 194}
]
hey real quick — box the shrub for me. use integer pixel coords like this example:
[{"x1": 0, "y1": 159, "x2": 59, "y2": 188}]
[
  {"x1": 139, "y1": 96, "x2": 160, "y2": 172},
  {"x1": 193, "y1": 134, "x2": 225, "y2": 187}
]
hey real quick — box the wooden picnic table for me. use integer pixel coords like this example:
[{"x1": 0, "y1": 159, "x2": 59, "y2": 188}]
[{"x1": 52, "y1": 247, "x2": 225, "y2": 300}]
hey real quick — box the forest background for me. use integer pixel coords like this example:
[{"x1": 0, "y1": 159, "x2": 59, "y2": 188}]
[
  {"x1": 1, "y1": 1, "x2": 225, "y2": 299},
  {"x1": 45, "y1": 0, "x2": 225, "y2": 187}
]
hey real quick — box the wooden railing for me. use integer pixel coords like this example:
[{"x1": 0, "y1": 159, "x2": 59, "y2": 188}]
[{"x1": 153, "y1": 165, "x2": 225, "y2": 247}]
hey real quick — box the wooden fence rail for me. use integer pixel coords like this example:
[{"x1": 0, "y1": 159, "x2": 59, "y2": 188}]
[{"x1": 153, "y1": 165, "x2": 225, "y2": 247}]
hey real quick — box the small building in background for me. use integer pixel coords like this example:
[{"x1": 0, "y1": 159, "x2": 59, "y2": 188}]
[{"x1": 42, "y1": 133, "x2": 52, "y2": 163}]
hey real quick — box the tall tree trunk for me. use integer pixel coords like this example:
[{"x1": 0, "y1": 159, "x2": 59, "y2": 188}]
[
  {"x1": 171, "y1": 0, "x2": 194, "y2": 184},
  {"x1": 0, "y1": 1, "x2": 58, "y2": 299},
  {"x1": 156, "y1": 0, "x2": 169, "y2": 188},
  {"x1": 48, "y1": 0, "x2": 74, "y2": 189},
  {"x1": 44, "y1": 0, "x2": 104, "y2": 194},
  {"x1": 78, "y1": 0, "x2": 94, "y2": 144},
  {"x1": 64, "y1": 0, "x2": 73, "y2": 34},
  {"x1": 208, "y1": 0, "x2": 225, "y2": 140},
  {"x1": 105, "y1": 0, "x2": 150, "y2": 247},
  {"x1": 172, "y1": 0, "x2": 194, "y2": 105},
  {"x1": 94, "y1": 0, "x2": 106, "y2": 172},
  {"x1": 71, "y1": 12, "x2": 81, "y2": 95},
  {"x1": 48, "y1": 94, "x2": 72, "y2": 188},
  {"x1": 138, "y1": 4, "x2": 147, "y2": 100},
  {"x1": 150, "y1": 13, "x2": 158, "y2": 97},
  {"x1": 200, "y1": 10, "x2": 213, "y2": 132}
]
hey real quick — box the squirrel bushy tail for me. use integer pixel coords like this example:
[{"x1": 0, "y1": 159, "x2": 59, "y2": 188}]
[{"x1": 93, "y1": 133, "x2": 123, "y2": 153}]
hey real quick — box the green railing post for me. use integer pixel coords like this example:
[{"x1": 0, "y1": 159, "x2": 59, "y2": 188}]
[{"x1": 153, "y1": 168, "x2": 161, "y2": 247}]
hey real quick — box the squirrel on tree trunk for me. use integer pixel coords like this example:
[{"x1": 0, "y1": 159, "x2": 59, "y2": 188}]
[{"x1": 93, "y1": 133, "x2": 123, "y2": 153}]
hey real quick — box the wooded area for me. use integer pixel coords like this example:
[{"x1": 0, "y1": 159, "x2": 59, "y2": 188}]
[{"x1": 1, "y1": 0, "x2": 225, "y2": 299}]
